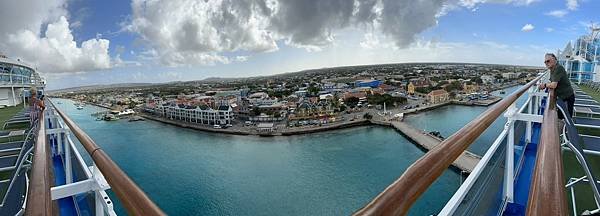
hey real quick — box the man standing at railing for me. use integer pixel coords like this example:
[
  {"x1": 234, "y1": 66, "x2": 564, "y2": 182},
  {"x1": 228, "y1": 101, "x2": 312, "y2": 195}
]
[
  {"x1": 29, "y1": 88, "x2": 45, "y2": 125},
  {"x1": 538, "y1": 53, "x2": 575, "y2": 119}
]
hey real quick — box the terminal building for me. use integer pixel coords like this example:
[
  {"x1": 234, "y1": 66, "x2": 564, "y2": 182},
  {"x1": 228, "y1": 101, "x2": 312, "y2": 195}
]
[
  {"x1": 557, "y1": 26, "x2": 600, "y2": 83},
  {"x1": 0, "y1": 55, "x2": 45, "y2": 107}
]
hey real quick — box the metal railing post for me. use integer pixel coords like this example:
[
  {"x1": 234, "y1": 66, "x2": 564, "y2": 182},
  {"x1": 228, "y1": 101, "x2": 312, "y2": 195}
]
[
  {"x1": 65, "y1": 130, "x2": 72, "y2": 184},
  {"x1": 505, "y1": 118, "x2": 515, "y2": 202},
  {"x1": 526, "y1": 91, "x2": 533, "y2": 143},
  {"x1": 503, "y1": 101, "x2": 517, "y2": 203}
]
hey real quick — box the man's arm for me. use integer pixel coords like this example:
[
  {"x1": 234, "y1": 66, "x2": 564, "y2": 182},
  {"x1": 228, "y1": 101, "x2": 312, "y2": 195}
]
[
  {"x1": 38, "y1": 100, "x2": 45, "y2": 110},
  {"x1": 546, "y1": 82, "x2": 558, "y2": 89},
  {"x1": 538, "y1": 81, "x2": 558, "y2": 90},
  {"x1": 539, "y1": 67, "x2": 561, "y2": 89}
]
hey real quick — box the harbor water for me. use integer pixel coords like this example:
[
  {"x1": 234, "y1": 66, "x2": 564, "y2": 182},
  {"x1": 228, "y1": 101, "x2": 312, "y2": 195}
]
[
  {"x1": 54, "y1": 99, "x2": 462, "y2": 216},
  {"x1": 405, "y1": 85, "x2": 527, "y2": 155}
]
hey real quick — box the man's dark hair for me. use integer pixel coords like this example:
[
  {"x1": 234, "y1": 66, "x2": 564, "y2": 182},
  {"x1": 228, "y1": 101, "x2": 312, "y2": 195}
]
[{"x1": 545, "y1": 53, "x2": 557, "y2": 60}]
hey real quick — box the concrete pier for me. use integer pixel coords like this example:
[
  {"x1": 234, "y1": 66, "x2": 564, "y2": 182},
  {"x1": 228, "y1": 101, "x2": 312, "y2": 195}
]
[{"x1": 372, "y1": 120, "x2": 481, "y2": 173}]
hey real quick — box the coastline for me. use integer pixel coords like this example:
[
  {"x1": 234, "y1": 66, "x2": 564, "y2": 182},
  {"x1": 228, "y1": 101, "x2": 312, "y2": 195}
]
[
  {"x1": 56, "y1": 95, "x2": 500, "y2": 139},
  {"x1": 139, "y1": 112, "x2": 372, "y2": 136},
  {"x1": 140, "y1": 112, "x2": 480, "y2": 172},
  {"x1": 60, "y1": 98, "x2": 485, "y2": 173}
]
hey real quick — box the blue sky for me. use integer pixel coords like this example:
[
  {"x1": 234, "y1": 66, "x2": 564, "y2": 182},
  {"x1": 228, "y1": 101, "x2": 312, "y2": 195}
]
[{"x1": 0, "y1": 0, "x2": 598, "y2": 90}]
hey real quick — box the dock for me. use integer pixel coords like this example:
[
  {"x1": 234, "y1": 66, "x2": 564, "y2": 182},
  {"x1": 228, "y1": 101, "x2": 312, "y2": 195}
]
[
  {"x1": 452, "y1": 96, "x2": 502, "y2": 107},
  {"x1": 372, "y1": 120, "x2": 481, "y2": 173}
]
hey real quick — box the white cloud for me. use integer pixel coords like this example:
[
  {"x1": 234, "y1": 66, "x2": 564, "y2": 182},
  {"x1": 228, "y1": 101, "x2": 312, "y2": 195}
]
[
  {"x1": 521, "y1": 24, "x2": 535, "y2": 32},
  {"x1": 126, "y1": 0, "x2": 448, "y2": 66},
  {"x1": 123, "y1": 0, "x2": 551, "y2": 68},
  {"x1": 566, "y1": 0, "x2": 578, "y2": 10},
  {"x1": 127, "y1": 0, "x2": 278, "y2": 67},
  {"x1": 235, "y1": 56, "x2": 250, "y2": 62},
  {"x1": 359, "y1": 33, "x2": 382, "y2": 49},
  {"x1": 0, "y1": 0, "x2": 112, "y2": 73},
  {"x1": 458, "y1": 0, "x2": 540, "y2": 9},
  {"x1": 545, "y1": 27, "x2": 555, "y2": 32},
  {"x1": 545, "y1": 10, "x2": 568, "y2": 18}
]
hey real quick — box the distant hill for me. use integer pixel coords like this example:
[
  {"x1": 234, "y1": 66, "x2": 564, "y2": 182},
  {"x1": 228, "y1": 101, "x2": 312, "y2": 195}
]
[
  {"x1": 48, "y1": 83, "x2": 157, "y2": 93},
  {"x1": 48, "y1": 62, "x2": 544, "y2": 93}
]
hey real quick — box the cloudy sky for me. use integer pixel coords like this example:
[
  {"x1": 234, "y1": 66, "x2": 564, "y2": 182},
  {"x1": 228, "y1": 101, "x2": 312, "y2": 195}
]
[{"x1": 0, "y1": 0, "x2": 597, "y2": 90}]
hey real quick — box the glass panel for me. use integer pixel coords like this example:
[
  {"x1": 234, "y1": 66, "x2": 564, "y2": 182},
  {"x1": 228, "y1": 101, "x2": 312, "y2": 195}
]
[{"x1": 452, "y1": 136, "x2": 507, "y2": 215}]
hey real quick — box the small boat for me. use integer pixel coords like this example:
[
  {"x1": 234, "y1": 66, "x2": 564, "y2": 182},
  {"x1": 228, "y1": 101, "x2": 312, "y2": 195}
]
[
  {"x1": 394, "y1": 113, "x2": 404, "y2": 121},
  {"x1": 428, "y1": 131, "x2": 445, "y2": 140},
  {"x1": 128, "y1": 116, "x2": 145, "y2": 122},
  {"x1": 102, "y1": 114, "x2": 119, "y2": 121},
  {"x1": 118, "y1": 109, "x2": 135, "y2": 116},
  {"x1": 76, "y1": 105, "x2": 84, "y2": 110},
  {"x1": 499, "y1": 90, "x2": 506, "y2": 94}
]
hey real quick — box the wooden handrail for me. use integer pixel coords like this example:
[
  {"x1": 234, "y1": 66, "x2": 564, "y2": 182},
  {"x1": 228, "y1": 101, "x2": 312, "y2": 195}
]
[
  {"x1": 49, "y1": 100, "x2": 165, "y2": 216},
  {"x1": 25, "y1": 110, "x2": 53, "y2": 216},
  {"x1": 526, "y1": 89, "x2": 567, "y2": 215},
  {"x1": 354, "y1": 76, "x2": 544, "y2": 216}
]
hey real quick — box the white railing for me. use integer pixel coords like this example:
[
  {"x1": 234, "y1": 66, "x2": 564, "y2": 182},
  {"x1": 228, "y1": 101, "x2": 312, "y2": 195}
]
[
  {"x1": 439, "y1": 72, "x2": 549, "y2": 215},
  {"x1": 45, "y1": 104, "x2": 117, "y2": 215}
]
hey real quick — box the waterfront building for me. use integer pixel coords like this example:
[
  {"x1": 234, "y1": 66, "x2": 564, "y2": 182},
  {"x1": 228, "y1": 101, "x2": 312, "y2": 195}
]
[
  {"x1": 427, "y1": 89, "x2": 449, "y2": 103},
  {"x1": 0, "y1": 55, "x2": 45, "y2": 107},
  {"x1": 557, "y1": 26, "x2": 600, "y2": 83},
  {"x1": 249, "y1": 113, "x2": 285, "y2": 122},
  {"x1": 258, "y1": 103, "x2": 286, "y2": 115},
  {"x1": 257, "y1": 122, "x2": 274, "y2": 133},
  {"x1": 155, "y1": 103, "x2": 233, "y2": 125}
]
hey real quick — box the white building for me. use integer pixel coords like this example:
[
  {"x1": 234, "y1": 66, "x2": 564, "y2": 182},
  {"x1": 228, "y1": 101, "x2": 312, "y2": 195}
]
[
  {"x1": 155, "y1": 104, "x2": 233, "y2": 125},
  {"x1": 501, "y1": 73, "x2": 519, "y2": 80},
  {"x1": 248, "y1": 92, "x2": 278, "y2": 105},
  {"x1": 481, "y1": 75, "x2": 496, "y2": 84}
]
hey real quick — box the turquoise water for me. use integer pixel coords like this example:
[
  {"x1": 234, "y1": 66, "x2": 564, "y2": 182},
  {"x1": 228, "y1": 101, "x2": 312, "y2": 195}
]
[
  {"x1": 54, "y1": 99, "x2": 461, "y2": 215},
  {"x1": 405, "y1": 85, "x2": 527, "y2": 155}
]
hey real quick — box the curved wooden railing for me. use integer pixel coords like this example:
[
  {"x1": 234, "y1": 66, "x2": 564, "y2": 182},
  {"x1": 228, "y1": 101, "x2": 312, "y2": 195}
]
[
  {"x1": 25, "y1": 110, "x2": 54, "y2": 216},
  {"x1": 525, "y1": 89, "x2": 567, "y2": 215},
  {"x1": 354, "y1": 75, "x2": 544, "y2": 215},
  {"x1": 49, "y1": 100, "x2": 165, "y2": 215}
]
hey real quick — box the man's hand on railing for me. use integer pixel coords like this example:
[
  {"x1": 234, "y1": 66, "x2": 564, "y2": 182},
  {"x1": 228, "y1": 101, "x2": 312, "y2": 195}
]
[{"x1": 537, "y1": 83, "x2": 546, "y2": 90}]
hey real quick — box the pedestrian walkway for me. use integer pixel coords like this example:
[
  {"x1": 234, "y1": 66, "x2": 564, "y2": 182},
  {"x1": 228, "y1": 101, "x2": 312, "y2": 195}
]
[{"x1": 387, "y1": 121, "x2": 481, "y2": 173}]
